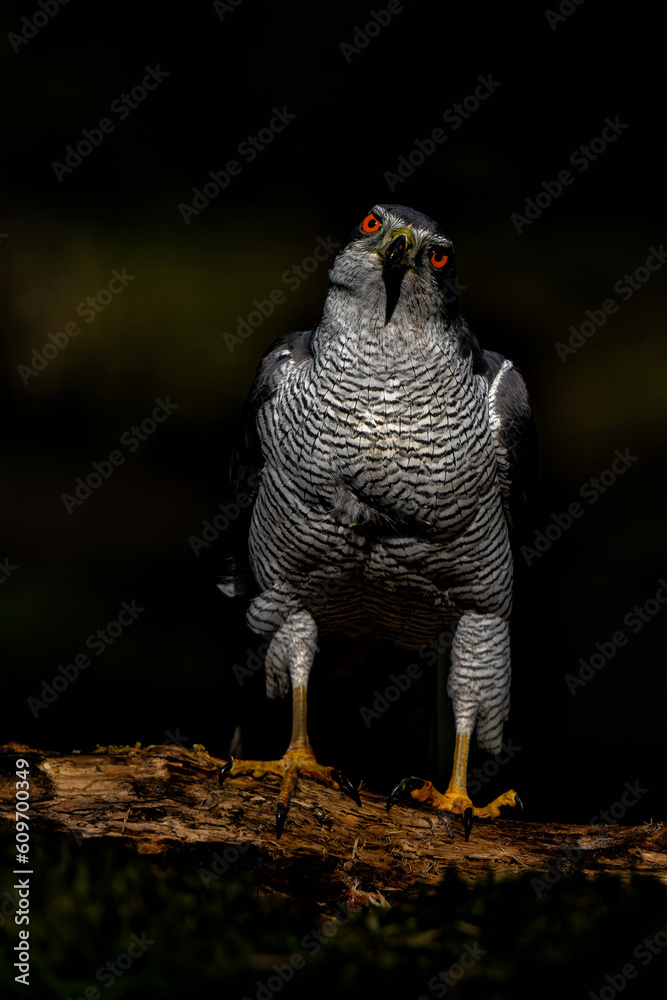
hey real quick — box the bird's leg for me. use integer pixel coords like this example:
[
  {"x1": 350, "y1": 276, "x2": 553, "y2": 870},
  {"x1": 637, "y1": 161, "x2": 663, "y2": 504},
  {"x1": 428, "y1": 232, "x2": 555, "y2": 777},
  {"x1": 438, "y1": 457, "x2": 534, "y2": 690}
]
[
  {"x1": 219, "y1": 610, "x2": 360, "y2": 837},
  {"x1": 388, "y1": 613, "x2": 521, "y2": 840},
  {"x1": 273, "y1": 682, "x2": 361, "y2": 833},
  {"x1": 388, "y1": 731, "x2": 520, "y2": 840}
]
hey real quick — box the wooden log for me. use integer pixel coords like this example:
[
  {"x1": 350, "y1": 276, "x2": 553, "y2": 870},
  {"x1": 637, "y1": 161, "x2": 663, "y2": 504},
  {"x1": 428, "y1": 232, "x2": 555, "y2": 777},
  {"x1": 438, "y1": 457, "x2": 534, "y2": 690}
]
[{"x1": 2, "y1": 742, "x2": 665, "y2": 904}]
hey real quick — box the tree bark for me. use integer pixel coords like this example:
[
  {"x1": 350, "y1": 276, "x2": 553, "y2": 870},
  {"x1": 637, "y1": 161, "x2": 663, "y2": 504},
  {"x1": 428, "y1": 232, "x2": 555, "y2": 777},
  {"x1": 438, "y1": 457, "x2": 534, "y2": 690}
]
[{"x1": 2, "y1": 742, "x2": 665, "y2": 905}]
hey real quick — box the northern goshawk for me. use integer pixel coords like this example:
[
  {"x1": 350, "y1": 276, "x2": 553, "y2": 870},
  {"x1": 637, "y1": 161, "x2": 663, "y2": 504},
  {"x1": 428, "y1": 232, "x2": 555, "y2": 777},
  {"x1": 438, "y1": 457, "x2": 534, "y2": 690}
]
[{"x1": 220, "y1": 204, "x2": 535, "y2": 839}]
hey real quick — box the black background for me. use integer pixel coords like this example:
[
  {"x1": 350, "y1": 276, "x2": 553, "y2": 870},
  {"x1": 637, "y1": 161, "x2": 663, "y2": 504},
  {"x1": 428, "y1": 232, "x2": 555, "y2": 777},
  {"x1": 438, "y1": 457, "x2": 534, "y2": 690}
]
[{"x1": 2, "y1": 1, "x2": 665, "y2": 835}]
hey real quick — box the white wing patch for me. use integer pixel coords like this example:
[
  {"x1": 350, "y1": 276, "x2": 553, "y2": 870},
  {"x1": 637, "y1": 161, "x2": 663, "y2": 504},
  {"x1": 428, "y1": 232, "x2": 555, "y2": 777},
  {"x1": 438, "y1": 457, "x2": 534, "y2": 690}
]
[
  {"x1": 269, "y1": 348, "x2": 296, "y2": 392},
  {"x1": 488, "y1": 359, "x2": 514, "y2": 527},
  {"x1": 488, "y1": 359, "x2": 513, "y2": 431}
]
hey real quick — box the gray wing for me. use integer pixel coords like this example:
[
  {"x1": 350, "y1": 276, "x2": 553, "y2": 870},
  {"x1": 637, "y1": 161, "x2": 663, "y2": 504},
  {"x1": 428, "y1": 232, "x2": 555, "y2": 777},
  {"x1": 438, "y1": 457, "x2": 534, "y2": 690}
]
[
  {"x1": 478, "y1": 349, "x2": 538, "y2": 533},
  {"x1": 230, "y1": 329, "x2": 313, "y2": 500},
  {"x1": 218, "y1": 330, "x2": 314, "y2": 597}
]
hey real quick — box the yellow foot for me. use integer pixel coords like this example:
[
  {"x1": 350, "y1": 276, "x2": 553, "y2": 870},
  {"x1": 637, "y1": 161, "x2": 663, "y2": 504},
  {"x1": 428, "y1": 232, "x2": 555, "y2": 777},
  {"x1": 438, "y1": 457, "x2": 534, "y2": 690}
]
[
  {"x1": 219, "y1": 745, "x2": 361, "y2": 838},
  {"x1": 387, "y1": 778, "x2": 521, "y2": 841}
]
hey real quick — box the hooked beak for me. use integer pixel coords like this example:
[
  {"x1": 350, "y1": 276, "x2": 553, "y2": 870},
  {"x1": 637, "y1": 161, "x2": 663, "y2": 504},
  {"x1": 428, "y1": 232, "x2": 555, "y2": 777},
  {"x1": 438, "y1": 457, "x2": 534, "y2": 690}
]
[
  {"x1": 382, "y1": 228, "x2": 414, "y2": 324},
  {"x1": 382, "y1": 229, "x2": 414, "y2": 275}
]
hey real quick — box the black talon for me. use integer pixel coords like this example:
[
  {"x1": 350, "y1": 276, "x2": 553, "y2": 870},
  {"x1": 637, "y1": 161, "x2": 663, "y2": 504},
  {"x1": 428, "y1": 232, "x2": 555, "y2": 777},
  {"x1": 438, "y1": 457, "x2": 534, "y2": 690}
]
[
  {"x1": 387, "y1": 776, "x2": 426, "y2": 811},
  {"x1": 332, "y1": 769, "x2": 361, "y2": 808},
  {"x1": 463, "y1": 807, "x2": 474, "y2": 842},
  {"x1": 219, "y1": 761, "x2": 234, "y2": 787},
  {"x1": 275, "y1": 802, "x2": 288, "y2": 839}
]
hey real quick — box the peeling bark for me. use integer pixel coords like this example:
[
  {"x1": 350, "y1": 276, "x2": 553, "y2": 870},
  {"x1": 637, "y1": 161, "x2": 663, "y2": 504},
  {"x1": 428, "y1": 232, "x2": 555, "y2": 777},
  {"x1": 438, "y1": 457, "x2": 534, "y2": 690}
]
[{"x1": 2, "y1": 742, "x2": 665, "y2": 904}]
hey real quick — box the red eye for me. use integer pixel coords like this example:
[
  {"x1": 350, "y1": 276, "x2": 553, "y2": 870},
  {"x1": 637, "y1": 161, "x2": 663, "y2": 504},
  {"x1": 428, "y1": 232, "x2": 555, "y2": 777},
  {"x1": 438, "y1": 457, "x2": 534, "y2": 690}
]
[
  {"x1": 361, "y1": 212, "x2": 382, "y2": 233},
  {"x1": 431, "y1": 251, "x2": 449, "y2": 269}
]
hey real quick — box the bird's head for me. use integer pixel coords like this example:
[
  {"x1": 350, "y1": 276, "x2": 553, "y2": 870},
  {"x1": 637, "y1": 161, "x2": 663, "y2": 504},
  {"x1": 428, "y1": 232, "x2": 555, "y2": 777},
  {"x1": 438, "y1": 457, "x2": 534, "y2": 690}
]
[{"x1": 323, "y1": 204, "x2": 461, "y2": 337}]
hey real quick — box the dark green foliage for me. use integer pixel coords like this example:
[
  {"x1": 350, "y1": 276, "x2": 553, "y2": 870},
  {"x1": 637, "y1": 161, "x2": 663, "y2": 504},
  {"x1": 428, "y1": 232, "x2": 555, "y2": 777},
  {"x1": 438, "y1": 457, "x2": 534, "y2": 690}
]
[{"x1": 2, "y1": 831, "x2": 666, "y2": 998}]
